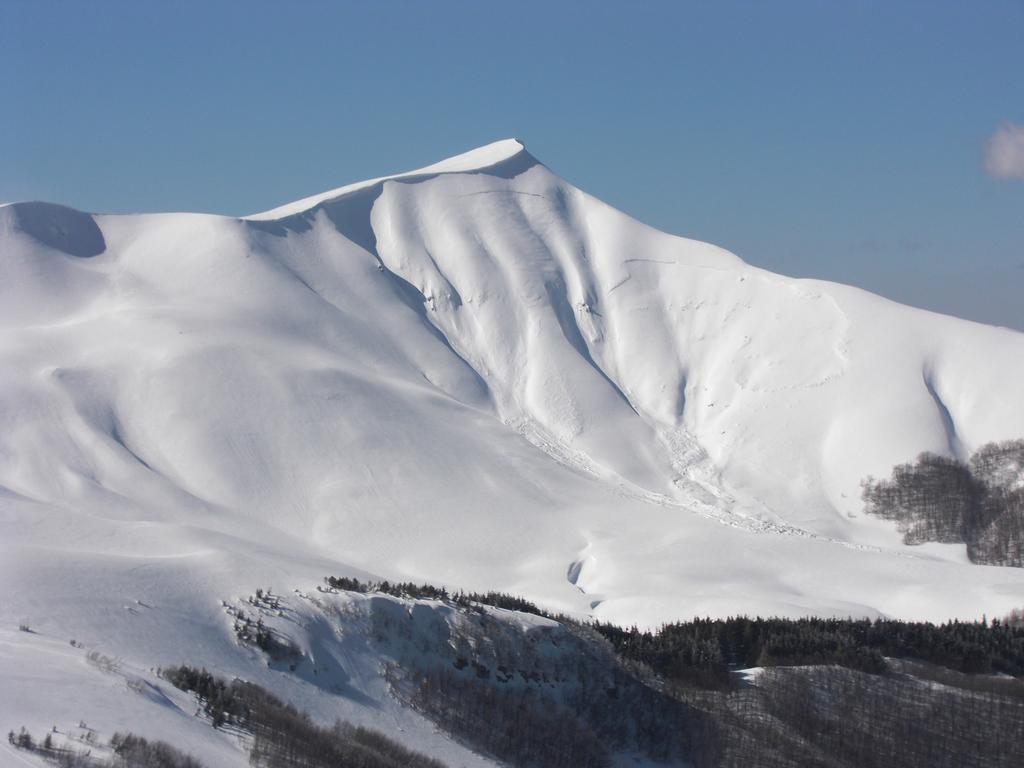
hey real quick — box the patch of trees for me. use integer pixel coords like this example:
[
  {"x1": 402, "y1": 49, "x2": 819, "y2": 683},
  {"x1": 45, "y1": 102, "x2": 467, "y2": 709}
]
[
  {"x1": 745, "y1": 664, "x2": 1024, "y2": 767},
  {"x1": 322, "y1": 576, "x2": 548, "y2": 616},
  {"x1": 8, "y1": 727, "x2": 205, "y2": 767},
  {"x1": 404, "y1": 667, "x2": 610, "y2": 767},
  {"x1": 399, "y1": 662, "x2": 720, "y2": 768},
  {"x1": 862, "y1": 439, "x2": 1024, "y2": 565},
  {"x1": 162, "y1": 665, "x2": 445, "y2": 768},
  {"x1": 887, "y1": 658, "x2": 1024, "y2": 700},
  {"x1": 590, "y1": 615, "x2": 1024, "y2": 688},
  {"x1": 108, "y1": 733, "x2": 206, "y2": 768},
  {"x1": 226, "y1": 589, "x2": 302, "y2": 664},
  {"x1": 232, "y1": 608, "x2": 299, "y2": 662},
  {"x1": 658, "y1": 663, "x2": 1024, "y2": 767}
]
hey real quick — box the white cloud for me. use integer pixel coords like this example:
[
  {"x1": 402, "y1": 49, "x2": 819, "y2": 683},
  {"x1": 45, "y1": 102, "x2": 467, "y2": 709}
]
[{"x1": 984, "y1": 121, "x2": 1024, "y2": 179}]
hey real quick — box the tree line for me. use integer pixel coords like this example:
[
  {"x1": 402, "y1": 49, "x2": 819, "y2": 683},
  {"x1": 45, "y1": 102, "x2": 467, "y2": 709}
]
[
  {"x1": 322, "y1": 575, "x2": 545, "y2": 615},
  {"x1": 590, "y1": 615, "x2": 1024, "y2": 688}
]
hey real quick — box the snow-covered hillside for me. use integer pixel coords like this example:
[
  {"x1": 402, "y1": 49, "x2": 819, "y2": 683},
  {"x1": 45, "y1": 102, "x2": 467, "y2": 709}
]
[
  {"x1": 3, "y1": 137, "x2": 1024, "y2": 647},
  {"x1": 5, "y1": 137, "x2": 1024, "y2": 766}
]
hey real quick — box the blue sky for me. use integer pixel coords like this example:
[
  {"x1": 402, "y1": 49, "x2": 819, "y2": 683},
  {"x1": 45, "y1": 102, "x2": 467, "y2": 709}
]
[{"x1": 3, "y1": 1, "x2": 1022, "y2": 328}]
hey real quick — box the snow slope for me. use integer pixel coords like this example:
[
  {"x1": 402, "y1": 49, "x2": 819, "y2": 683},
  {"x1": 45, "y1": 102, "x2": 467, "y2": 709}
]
[
  {"x1": 3, "y1": 140, "x2": 1024, "y2": 759},
  {"x1": 4, "y1": 137, "x2": 1024, "y2": 622}
]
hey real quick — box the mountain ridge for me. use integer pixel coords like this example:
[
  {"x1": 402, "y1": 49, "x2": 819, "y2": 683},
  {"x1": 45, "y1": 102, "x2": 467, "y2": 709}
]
[{"x1": 2, "y1": 141, "x2": 1024, "y2": 635}]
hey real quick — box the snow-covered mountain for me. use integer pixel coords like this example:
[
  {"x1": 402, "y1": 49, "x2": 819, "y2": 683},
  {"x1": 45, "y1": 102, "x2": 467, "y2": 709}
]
[
  {"x1": 3, "y1": 137, "x2": 1024, "y2": 641},
  {"x1": 5, "y1": 137, "x2": 1024, "y2": 766}
]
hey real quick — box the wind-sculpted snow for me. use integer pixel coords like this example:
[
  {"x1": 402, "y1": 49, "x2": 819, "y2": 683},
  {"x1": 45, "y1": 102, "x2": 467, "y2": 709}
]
[
  {"x1": 3, "y1": 138, "x2": 1024, "y2": 665},
  {"x1": 5, "y1": 201, "x2": 106, "y2": 258}
]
